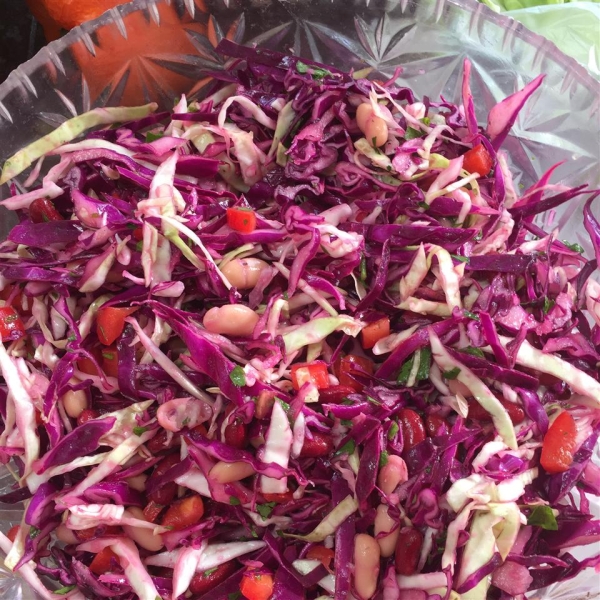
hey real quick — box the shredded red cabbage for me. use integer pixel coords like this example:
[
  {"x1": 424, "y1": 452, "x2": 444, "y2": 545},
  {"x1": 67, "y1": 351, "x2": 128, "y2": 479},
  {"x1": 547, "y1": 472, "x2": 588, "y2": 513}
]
[{"x1": 0, "y1": 41, "x2": 598, "y2": 600}]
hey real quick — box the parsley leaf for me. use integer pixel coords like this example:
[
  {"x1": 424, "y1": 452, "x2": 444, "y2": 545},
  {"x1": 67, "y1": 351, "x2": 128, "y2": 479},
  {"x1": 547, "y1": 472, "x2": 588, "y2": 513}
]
[
  {"x1": 55, "y1": 586, "x2": 76, "y2": 595},
  {"x1": 145, "y1": 131, "x2": 164, "y2": 143},
  {"x1": 405, "y1": 126, "x2": 424, "y2": 140},
  {"x1": 257, "y1": 502, "x2": 277, "y2": 520},
  {"x1": 527, "y1": 506, "x2": 558, "y2": 530},
  {"x1": 229, "y1": 497, "x2": 241, "y2": 506},
  {"x1": 460, "y1": 346, "x2": 485, "y2": 359},
  {"x1": 562, "y1": 240, "x2": 584, "y2": 254},
  {"x1": 229, "y1": 365, "x2": 246, "y2": 387},
  {"x1": 443, "y1": 367, "x2": 461, "y2": 380},
  {"x1": 133, "y1": 426, "x2": 148, "y2": 436},
  {"x1": 379, "y1": 450, "x2": 389, "y2": 468},
  {"x1": 388, "y1": 421, "x2": 399, "y2": 440},
  {"x1": 416, "y1": 347, "x2": 431, "y2": 381},
  {"x1": 334, "y1": 439, "x2": 356, "y2": 456}
]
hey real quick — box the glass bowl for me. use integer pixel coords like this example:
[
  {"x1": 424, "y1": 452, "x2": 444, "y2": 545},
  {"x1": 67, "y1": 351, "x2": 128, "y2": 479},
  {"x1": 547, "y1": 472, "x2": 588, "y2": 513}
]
[{"x1": 0, "y1": 0, "x2": 598, "y2": 598}]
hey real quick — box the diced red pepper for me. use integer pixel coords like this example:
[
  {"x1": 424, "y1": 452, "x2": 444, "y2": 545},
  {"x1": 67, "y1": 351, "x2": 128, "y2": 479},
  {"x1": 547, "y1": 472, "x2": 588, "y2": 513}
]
[
  {"x1": 262, "y1": 491, "x2": 294, "y2": 504},
  {"x1": 77, "y1": 409, "x2": 99, "y2": 426},
  {"x1": 335, "y1": 354, "x2": 374, "y2": 392},
  {"x1": 96, "y1": 306, "x2": 138, "y2": 346},
  {"x1": 142, "y1": 501, "x2": 165, "y2": 523},
  {"x1": 462, "y1": 144, "x2": 493, "y2": 177},
  {"x1": 306, "y1": 545, "x2": 335, "y2": 572},
  {"x1": 398, "y1": 408, "x2": 426, "y2": 452},
  {"x1": 361, "y1": 317, "x2": 390, "y2": 350},
  {"x1": 0, "y1": 306, "x2": 26, "y2": 342},
  {"x1": 291, "y1": 361, "x2": 330, "y2": 391},
  {"x1": 240, "y1": 570, "x2": 274, "y2": 600},
  {"x1": 7, "y1": 525, "x2": 19, "y2": 542},
  {"x1": 89, "y1": 547, "x2": 119, "y2": 575},
  {"x1": 101, "y1": 345, "x2": 119, "y2": 378},
  {"x1": 161, "y1": 494, "x2": 204, "y2": 531},
  {"x1": 227, "y1": 207, "x2": 257, "y2": 234},
  {"x1": 540, "y1": 411, "x2": 577, "y2": 474},
  {"x1": 224, "y1": 416, "x2": 249, "y2": 449},
  {"x1": 148, "y1": 453, "x2": 180, "y2": 505},
  {"x1": 29, "y1": 198, "x2": 63, "y2": 223},
  {"x1": 190, "y1": 560, "x2": 239, "y2": 594},
  {"x1": 132, "y1": 227, "x2": 144, "y2": 241}
]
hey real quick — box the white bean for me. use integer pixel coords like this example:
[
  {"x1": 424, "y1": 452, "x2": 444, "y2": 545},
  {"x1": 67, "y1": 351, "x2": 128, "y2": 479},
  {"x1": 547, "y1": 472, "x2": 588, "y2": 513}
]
[
  {"x1": 356, "y1": 103, "x2": 388, "y2": 147},
  {"x1": 209, "y1": 461, "x2": 255, "y2": 484},
  {"x1": 221, "y1": 258, "x2": 268, "y2": 290},
  {"x1": 55, "y1": 523, "x2": 78, "y2": 545},
  {"x1": 126, "y1": 474, "x2": 147, "y2": 492},
  {"x1": 61, "y1": 389, "x2": 88, "y2": 419},
  {"x1": 353, "y1": 533, "x2": 381, "y2": 600},
  {"x1": 374, "y1": 504, "x2": 399, "y2": 557},
  {"x1": 122, "y1": 507, "x2": 164, "y2": 552},
  {"x1": 203, "y1": 304, "x2": 260, "y2": 337},
  {"x1": 377, "y1": 455, "x2": 408, "y2": 495}
]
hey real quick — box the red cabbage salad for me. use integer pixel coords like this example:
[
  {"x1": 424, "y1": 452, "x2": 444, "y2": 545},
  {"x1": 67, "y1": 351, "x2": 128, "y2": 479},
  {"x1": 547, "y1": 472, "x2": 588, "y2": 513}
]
[{"x1": 0, "y1": 40, "x2": 598, "y2": 600}]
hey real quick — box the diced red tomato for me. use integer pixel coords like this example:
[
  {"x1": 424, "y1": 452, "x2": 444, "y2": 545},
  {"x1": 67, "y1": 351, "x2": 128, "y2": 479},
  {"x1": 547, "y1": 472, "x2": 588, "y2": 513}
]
[
  {"x1": 29, "y1": 198, "x2": 63, "y2": 223},
  {"x1": 190, "y1": 560, "x2": 239, "y2": 594},
  {"x1": 77, "y1": 347, "x2": 103, "y2": 376},
  {"x1": 335, "y1": 354, "x2": 374, "y2": 392},
  {"x1": 467, "y1": 398, "x2": 525, "y2": 425},
  {"x1": 142, "y1": 501, "x2": 165, "y2": 523},
  {"x1": 290, "y1": 361, "x2": 330, "y2": 391},
  {"x1": 7, "y1": 525, "x2": 19, "y2": 542},
  {"x1": 398, "y1": 409, "x2": 426, "y2": 452},
  {"x1": 300, "y1": 432, "x2": 334, "y2": 458},
  {"x1": 132, "y1": 227, "x2": 144, "y2": 241},
  {"x1": 96, "y1": 306, "x2": 138, "y2": 345},
  {"x1": 462, "y1": 144, "x2": 493, "y2": 177},
  {"x1": 89, "y1": 547, "x2": 119, "y2": 575},
  {"x1": 316, "y1": 385, "x2": 356, "y2": 405},
  {"x1": 424, "y1": 414, "x2": 449, "y2": 437},
  {"x1": 161, "y1": 494, "x2": 204, "y2": 531},
  {"x1": 101, "y1": 346, "x2": 119, "y2": 378},
  {"x1": 262, "y1": 491, "x2": 294, "y2": 504},
  {"x1": 77, "y1": 409, "x2": 99, "y2": 426},
  {"x1": 540, "y1": 411, "x2": 577, "y2": 474},
  {"x1": 306, "y1": 545, "x2": 335, "y2": 571},
  {"x1": 0, "y1": 286, "x2": 24, "y2": 311},
  {"x1": 254, "y1": 390, "x2": 276, "y2": 419},
  {"x1": 361, "y1": 317, "x2": 390, "y2": 350},
  {"x1": 148, "y1": 453, "x2": 180, "y2": 504},
  {"x1": 240, "y1": 570, "x2": 274, "y2": 600},
  {"x1": 395, "y1": 527, "x2": 423, "y2": 576},
  {"x1": 146, "y1": 429, "x2": 176, "y2": 454},
  {"x1": 0, "y1": 306, "x2": 26, "y2": 342},
  {"x1": 227, "y1": 207, "x2": 257, "y2": 234}
]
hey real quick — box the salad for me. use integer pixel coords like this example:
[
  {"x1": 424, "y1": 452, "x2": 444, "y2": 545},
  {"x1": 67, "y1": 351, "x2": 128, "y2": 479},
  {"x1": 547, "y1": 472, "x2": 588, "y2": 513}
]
[{"x1": 0, "y1": 40, "x2": 598, "y2": 600}]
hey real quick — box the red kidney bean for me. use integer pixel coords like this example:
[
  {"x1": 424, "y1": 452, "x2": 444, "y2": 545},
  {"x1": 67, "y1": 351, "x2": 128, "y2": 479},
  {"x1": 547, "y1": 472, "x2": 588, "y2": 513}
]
[
  {"x1": 224, "y1": 417, "x2": 249, "y2": 449},
  {"x1": 318, "y1": 385, "x2": 356, "y2": 404},
  {"x1": 146, "y1": 429, "x2": 179, "y2": 455},
  {"x1": 147, "y1": 453, "x2": 179, "y2": 505},
  {"x1": 398, "y1": 409, "x2": 426, "y2": 452},
  {"x1": 77, "y1": 409, "x2": 99, "y2": 426},
  {"x1": 300, "y1": 432, "x2": 334, "y2": 458},
  {"x1": 467, "y1": 399, "x2": 525, "y2": 425},
  {"x1": 395, "y1": 527, "x2": 424, "y2": 576},
  {"x1": 424, "y1": 414, "x2": 449, "y2": 437}
]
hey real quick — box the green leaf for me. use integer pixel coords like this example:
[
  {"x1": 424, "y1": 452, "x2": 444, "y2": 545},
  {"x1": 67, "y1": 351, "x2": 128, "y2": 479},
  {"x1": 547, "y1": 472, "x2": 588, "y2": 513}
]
[
  {"x1": 341, "y1": 419, "x2": 353, "y2": 427},
  {"x1": 101, "y1": 351, "x2": 115, "y2": 361},
  {"x1": 405, "y1": 126, "x2": 424, "y2": 140},
  {"x1": 388, "y1": 421, "x2": 399, "y2": 440},
  {"x1": 421, "y1": 117, "x2": 431, "y2": 125},
  {"x1": 229, "y1": 365, "x2": 246, "y2": 387},
  {"x1": 228, "y1": 593, "x2": 242, "y2": 600},
  {"x1": 29, "y1": 526, "x2": 40, "y2": 539},
  {"x1": 54, "y1": 586, "x2": 77, "y2": 595},
  {"x1": 229, "y1": 496, "x2": 241, "y2": 506},
  {"x1": 334, "y1": 439, "x2": 356, "y2": 456},
  {"x1": 451, "y1": 254, "x2": 470, "y2": 263},
  {"x1": 416, "y1": 347, "x2": 431, "y2": 381},
  {"x1": 257, "y1": 502, "x2": 277, "y2": 520},
  {"x1": 367, "y1": 396, "x2": 382, "y2": 406},
  {"x1": 296, "y1": 61, "x2": 309, "y2": 74},
  {"x1": 360, "y1": 254, "x2": 367, "y2": 282},
  {"x1": 133, "y1": 426, "x2": 148, "y2": 436},
  {"x1": 460, "y1": 346, "x2": 485, "y2": 358},
  {"x1": 527, "y1": 506, "x2": 558, "y2": 531},
  {"x1": 397, "y1": 355, "x2": 415, "y2": 385},
  {"x1": 295, "y1": 61, "x2": 331, "y2": 80},
  {"x1": 203, "y1": 567, "x2": 218, "y2": 577},
  {"x1": 443, "y1": 367, "x2": 461, "y2": 380},
  {"x1": 543, "y1": 297, "x2": 555, "y2": 315},
  {"x1": 135, "y1": 240, "x2": 144, "y2": 252},
  {"x1": 379, "y1": 450, "x2": 389, "y2": 468},
  {"x1": 562, "y1": 240, "x2": 584, "y2": 254},
  {"x1": 463, "y1": 310, "x2": 480, "y2": 321}
]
